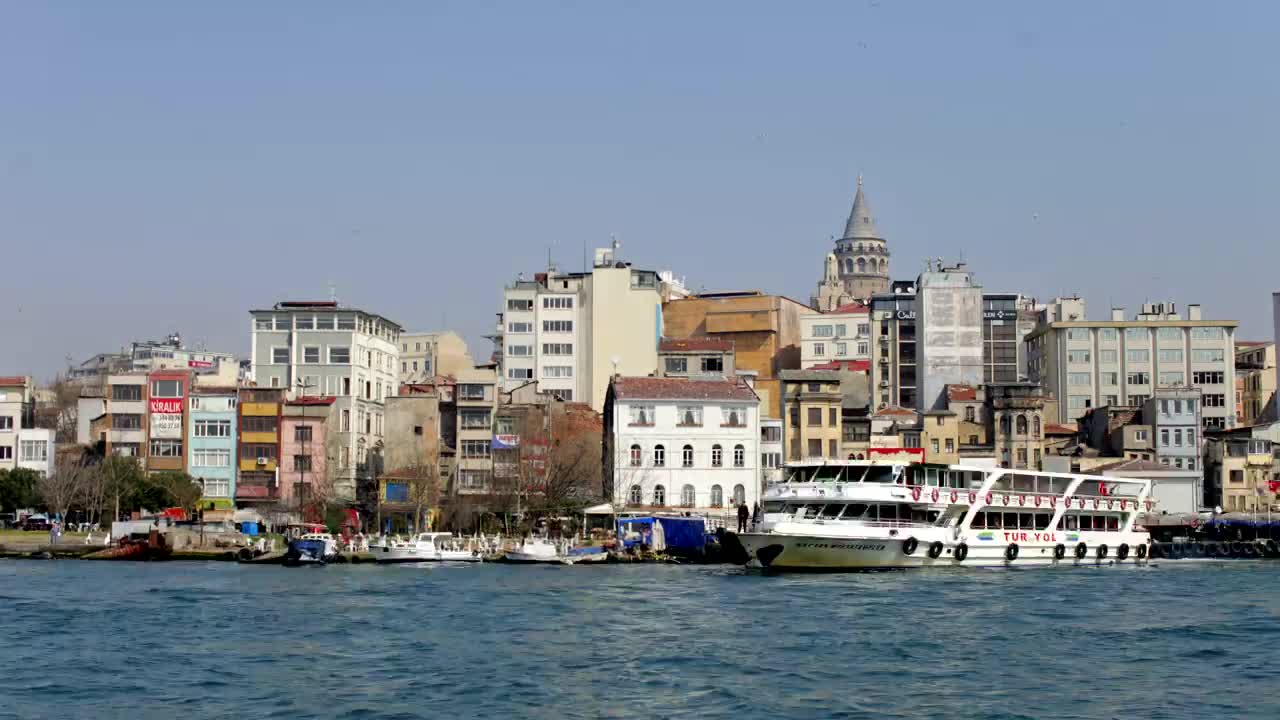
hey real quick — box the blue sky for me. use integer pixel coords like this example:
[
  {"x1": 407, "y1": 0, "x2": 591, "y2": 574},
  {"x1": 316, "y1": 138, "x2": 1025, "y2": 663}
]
[{"x1": 2, "y1": 1, "x2": 1277, "y2": 377}]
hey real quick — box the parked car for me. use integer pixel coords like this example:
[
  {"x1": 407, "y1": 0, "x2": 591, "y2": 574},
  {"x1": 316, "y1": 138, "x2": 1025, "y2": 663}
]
[{"x1": 21, "y1": 517, "x2": 52, "y2": 532}]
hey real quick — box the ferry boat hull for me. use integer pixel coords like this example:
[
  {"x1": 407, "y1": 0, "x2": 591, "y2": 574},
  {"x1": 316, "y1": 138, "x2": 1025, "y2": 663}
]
[
  {"x1": 374, "y1": 547, "x2": 483, "y2": 563},
  {"x1": 729, "y1": 530, "x2": 1151, "y2": 571}
]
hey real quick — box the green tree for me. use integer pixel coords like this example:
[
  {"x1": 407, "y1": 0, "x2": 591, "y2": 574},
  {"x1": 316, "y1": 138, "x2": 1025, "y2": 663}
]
[{"x1": 0, "y1": 468, "x2": 42, "y2": 513}]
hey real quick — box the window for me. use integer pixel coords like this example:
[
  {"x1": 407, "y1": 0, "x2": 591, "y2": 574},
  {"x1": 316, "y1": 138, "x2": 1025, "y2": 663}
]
[
  {"x1": 965, "y1": 407, "x2": 975, "y2": 422},
  {"x1": 302, "y1": 346, "x2": 320, "y2": 364},
  {"x1": 329, "y1": 347, "x2": 351, "y2": 364},
  {"x1": 151, "y1": 379, "x2": 182, "y2": 398},
  {"x1": 653, "y1": 485, "x2": 666, "y2": 506},
  {"x1": 508, "y1": 368, "x2": 534, "y2": 380},
  {"x1": 1016, "y1": 415, "x2": 1028, "y2": 434},
  {"x1": 653, "y1": 445, "x2": 666, "y2": 467},
  {"x1": 507, "y1": 345, "x2": 532, "y2": 357},
  {"x1": 678, "y1": 406, "x2": 703, "y2": 426},
  {"x1": 857, "y1": 323, "x2": 870, "y2": 336},
  {"x1": 836, "y1": 342, "x2": 847, "y2": 356},
  {"x1": 665, "y1": 357, "x2": 687, "y2": 374},
  {"x1": 460, "y1": 440, "x2": 491, "y2": 458},
  {"x1": 460, "y1": 410, "x2": 491, "y2": 429},
  {"x1": 293, "y1": 455, "x2": 313, "y2": 472},
  {"x1": 1068, "y1": 373, "x2": 1091, "y2": 386},
  {"x1": 1033, "y1": 416, "x2": 1041, "y2": 438},
  {"x1": 1204, "y1": 394, "x2": 1226, "y2": 408},
  {"x1": 1192, "y1": 371, "x2": 1225, "y2": 384},
  {"x1": 1192, "y1": 349, "x2": 1224, "y2": 363},
  {"x1": 762, "y1": 425, "x2": 782, "y2": 442},
  {"x1": 712, "y1": 444, "x2": 723, "y2": 467},
  {"x1": 0, "y1": 447, "x2": 9, "y2": 460},
  {"x1": 710, "y1": 485, "x2": 724, "y2": 507},
  {"x1": 1016, "y1": 448, "x2": 1027, "y2": 466},
  {"x1": 857, "y1": 342, "x2": 869, "y2": 355},
  {"x1": 1100, "y1": 372, "x2": 1118, "y2": 386},
  {"x1": 807, "y1": 439, "x2": 822, "y2": 457},
  {"x1": 542, "y1": 320, "x2": 573, "y2": 333},
  {"x1": 628, "y1": 484, "x2": 642, "y2": 504},
  {"x1": 680, "y1": 484, "x2": 696, "y2": 507},
  {"x1": 194, "y1": 419, "x2": 232, "y2": 438},
  {"x1": 807, "y1": 407, "x2": 822, "y2": 426},
  {"x1": 629, "y1": 405, "x2": 655, "y2": 426},
  {"x1": 459, "y1": 384, "x2": 487, "y2": 400},
  {"x1": 945, "y1": 438, "x2": 955, "y2": 453},
  {"x1": 336, "y1": 315, "x2": 356, "y2": 330},
  {"x1": 149, "y1": 439, "x2": 183, "y2": 457},
  {"x1": 1125, "y1": 328, "x2": 1148, "y2": 342},
  {"x1": 111, "y1": 384, "x2": 143, "y2": 401},
  {"x1": 931, "y1": 438, "x2": 939, "y2": 454},
  {"x1": 192, "y1": 448, "x2": 231, "y2": 468},
  {"x1": 1128, "y1": 394, "x2": 1148, "y2": 406},
  {"x1": 1099, "y1": 350, "x2": 1118, "y2": 364},
  {"x1": 629, "y1": 444, "x2": 642, "y2": 466},
  {"x1": 508, "y1": 321, "x2": 532, "y2": 333},
  {"x1": 1103, "y1": 395, "x2": 1119, "y2": 406},
  {"x1": 543, "y1": 343, "x2": 573, "y2": 355},
  {"x1": 682, "y1": 445, "x2": 694, "y2": 467},
  {"x1": 813, "y1": 342, "x2": 826, "y2": 357},
  {"x1": 828, "y1": 439, "x2": 838, "y2": 458},
  {"x1": 1068, "y1": 396, "x2": 1091, "y2": 410},
  {"x1": 734, "y1": 444, "x2": 745, "y2": 467},
  {"x1": 813, "y1": 325, "x2": 834, "y2": 337},
  {"x1": 762, "y1": 452, "x2": 781, "y2": 468},
  {"x1": 733, "y1": 484, "x2": 746, "y2": 505},
  {"x1": 1127, "y1": 349, "x2": 1150, "y2": 362},
  {"x1": 1134, "y1": 429, "x2": 1148, "y2": 441},
  {"x1": 542, "y1": 366, "x2": 573, "y2": 378},
  {"x1": 1173, "y1": 429, "x2": 1183, "y2": 447},
  {"x1": 1067, "y1": 328, "x2": 1090, "y2": 341},
  {"x1": 1159, "y1": 372, "x2": 1185, "y2": 385},
  {"x1": 1160, "y1": 429, "x2": 1169, "y2": 447},
  {"x1": 19, "y1": 440, "x2": 47, "y2": 463},
  {"x1": 542, "y1": 296, "x2": 574, "y2": 309},
  {"x1": 1190, "y1": 327, "x2": 1223, "y2": 341},
  {"x1": 1127, "y1": 372, "x2": 1150, "y2": 385},
  {"x1": 1099, "y1": 328, "x2": 1118, "y2": 342},
  {"x1": 807, "y1": 383, "x2": 821, "y2": 392},
  {"x1": 1157, "y1": 349, "x2": 1184, "y2": 363},
  {"x1": 272, "y1": 347, "x2": 290, "y2": 364},
  {"x1": 1067, "y1": 350, "x2": 1090, "y2": 363},
  {"x1": 242, "y1": 416, "x2": 278, "y2": 434},
  {"x1": 701, "y1": 357, "x2": 723, "y2": 373},
  {"x1": 724, "y1": 409, "x2": 744, "y2": 427},
  {"x1": 1186, "y1": 428, "x2": 1196, "y2": 446},
  {"x1": 1156, "y1": 327, "x2": 1182, "y2": 341},
  {"x1": 110, "y1": 414, "x2": 141, "y2": 430},
  {"x1": 507, "y1": 299, "x2": 533, "y2": 312}
]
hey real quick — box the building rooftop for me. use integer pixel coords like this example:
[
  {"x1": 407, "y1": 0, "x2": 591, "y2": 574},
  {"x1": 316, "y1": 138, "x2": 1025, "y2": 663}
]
[
  {"x1": 1044, "y1": 422, "x2": 1078, "y2": 435},
  {"x1": 610, "y1": 376, "x2": 758, "y2": 402},
  {"x1": 779, "y1": 369, "x2": 843, "y2": 382},
  {"x1": 0, "y1": 376, "x2": 30, "y2": 387},
  {"x1": 288, "y1": 396, "x2": 337, "y2": 406},
  {"x1": 808, "y1": 360, "x2": 871, "y2": 373},
  {"x1": 946, "y1": 385, "x2": 978, "y2": 402},
  {"x1": 1089, "y1": 458, "x2": 1189, "y2": 474},
  {"x1": 830, "y1": 302, "x2": 870, "y2": 314},
  {"x1": 659, "y1": 337, "x2": 735, "y2": 353},
  {"x1": 874, "y1": 405, "x2": 917, "y2": 418}
]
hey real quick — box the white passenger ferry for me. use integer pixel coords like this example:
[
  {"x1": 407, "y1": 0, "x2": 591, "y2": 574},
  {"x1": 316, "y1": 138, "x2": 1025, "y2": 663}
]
[{"x1": 727, "y1": 461, "x2": 1153, "y2": 570}]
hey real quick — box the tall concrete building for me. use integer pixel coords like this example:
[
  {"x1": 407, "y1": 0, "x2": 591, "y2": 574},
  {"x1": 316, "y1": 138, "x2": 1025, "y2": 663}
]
[
  {"x1": 495, "y1": 245, "x2": 664, "y2": 411},
  {"x1": 917, "y1": 262, "x2": 984, "y2": 410},
  {"x1": 1026, "y1": 300, "x2": 1237, "y2": 429},
  {"x1": 249, "y1": 300, "x2": 401, "y2": 502},
  {"x1": 398, "y1": 331, "x2": 474, "y2": 384},
  {"x1": 812, "y1": 176, "x2": 891, "y2": 310}
]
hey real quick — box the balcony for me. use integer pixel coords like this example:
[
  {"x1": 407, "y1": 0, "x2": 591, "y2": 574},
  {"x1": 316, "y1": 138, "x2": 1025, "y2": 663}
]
[
  {"x1": 236, "y1": 484, "x2": 280, "y2": 501},
  {"x1": 240, "y1": 458, "x2": 278, "y2": 472},
  {"x1": 242, "y1": 402, "x2": 279, "y2": 417}
]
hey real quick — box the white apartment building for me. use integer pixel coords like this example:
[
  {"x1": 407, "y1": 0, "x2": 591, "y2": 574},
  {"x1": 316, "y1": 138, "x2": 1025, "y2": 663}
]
[
  {"x1": 397, "y1": 330, "x2": 474, "y2": 384},
  {"x1": 1027, "y1": 301, "x2": 1238, "y2": 429},
  {"x1": 0, "y1": 377, "x2": 34, "y2": 472},
  {"x1": 760, "y1": 418, "x2": 784, "y2": 487},
  {"x1": 249, "y1": 300, "x2": 401, "y2": 499},
  {"x1": 496, "y1": 245, "x2": 666, "y2": 411},
  {"x1": 603, "y1": 376, "x2": 760, "y2": 515},
  {"x1": 16, "y1": 428, "x2": 54, "y2": 476},
  {"x1": 799, "y1": 303, "x2": 871, "y2": 369}
]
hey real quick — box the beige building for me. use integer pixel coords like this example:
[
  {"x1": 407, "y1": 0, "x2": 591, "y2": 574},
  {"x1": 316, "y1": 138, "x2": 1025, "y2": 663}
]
[
  {"x1": 1205, "y1": 434, "x2": 1276, "y2": 512},
  {"x1": 799, "y1": 303, "x2": 871, "y2": 369},
  {"x1": 398, "y1": 331, "x2": 474, "y2": 384},
  {"x1": 663, "y1": 291, "x2": 807, "y2": 419},
  {"x1": 780, "y1": 370, "x2": 843, "y2": 461},
  {"x1": 1236, "y1": 341, "x2": 1275, "y2": 426},
  {"x1": 988, "y1": 383, "x2": 1050, "y2": 470},
  {"x1": 454, "y1": 367, "x2": 498, "y2": 494},
  {"x1": 1027, "y1": 300, "x2": 1238, "y2": 429}
]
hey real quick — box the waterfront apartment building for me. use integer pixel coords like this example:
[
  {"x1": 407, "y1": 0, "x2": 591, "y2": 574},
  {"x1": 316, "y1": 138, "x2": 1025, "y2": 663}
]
[
  {"x1": 280, "y1": 397, "x2": 336, "y2": 511},
  {"x1": 1026, "y1": 300, "x2": 1237, "y2": 429},
  {"x1": 454, "y1": 367, "x2": 498, "y2": 494},
  {"x1": 397, "y1": 331, "x2": 474, "y2": 384},
  {"x1": 604, "y1": 376, "x2": 760, "y2": 516},
  {"x1": 0, "y1": 377, "x2": 50, "y2": 475},
  {"x1": 495, "y1": 246, "x2": 665, "y2": 410},
  {"x1": 1143, "y1": 387, "x2": 1203, "y2": 472},
  {"x1": 147, "y1": 370, "x2": 190, "y2": 474},
  {"x1": 249, "y1": 300, "x2": 401, "y2": 502},
  {"x1": 779, "y1": 369, "x2": 843, "y2": 461},
  {"x1": 77, "y1": 373, "x2": 148, "y2": 461},
  {"x1": 236, "y1": 387, "x2": 284, "y2": 505},
  {"x1": 799, "y1": 303, "x2": 871, "y2": 369},
  {"x1": 1236, "y1": 341, "x2": 1275, "y2": 426},
  {"x1": 188, "y1": 387, "x2": 238, "y2": 504}
]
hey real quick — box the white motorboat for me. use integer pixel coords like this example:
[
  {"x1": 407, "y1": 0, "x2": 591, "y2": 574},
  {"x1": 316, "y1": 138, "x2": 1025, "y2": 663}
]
[
  {"x1": 374, "y1": 532, "x2": 483, "y2": 563},
  {"x1": 726, "y1": 460, "x2": 1153, "y2": 571},
  {"x1": 503, "y1": 537, "x2": 564, "y2": 563}
]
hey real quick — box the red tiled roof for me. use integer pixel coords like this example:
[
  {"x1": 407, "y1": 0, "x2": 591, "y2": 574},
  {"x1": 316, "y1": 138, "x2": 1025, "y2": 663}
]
[
  {"x1": 1044, "y1": 422, "x2": 1077, "y2": 435},
  {"x1": 659, "y1": 337, "x2": 734, "y2": 353},
  {"x1": 236, "y1": 485, "x2": 271, "y2": 499},
  {"x1": 1235, "y1": 340, "x2": 1270, "y2": 347},
  {"x1": 946, "y1": 385, "x2": 978, "y2": 401},
  {"x1": 830, "y1": 302, "x2": 870, "y2": 314},
  {"x1": 0, "y1": 376, "x2": 30, "y2": 386},
  {"x1": 611, "y1": 376, "x2": 758, "y2": 402},
  {"x1": 809, "y1": 360, "x2": 871, "y2": 373},
  {"x1": 874, "y1": 405, "x2": 917, "y2": 417},
  {"x1": 289, "y1": 395, "x2": 336, "y2": 406}
]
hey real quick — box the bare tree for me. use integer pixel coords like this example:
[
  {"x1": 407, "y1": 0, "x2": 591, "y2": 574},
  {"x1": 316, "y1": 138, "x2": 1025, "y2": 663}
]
[
  {"x1": 42, "y1": 454, "x2": 95, "y2": 522},
  {"x1": 37, "y1": 374, "x2": 82, "y2": 443}
]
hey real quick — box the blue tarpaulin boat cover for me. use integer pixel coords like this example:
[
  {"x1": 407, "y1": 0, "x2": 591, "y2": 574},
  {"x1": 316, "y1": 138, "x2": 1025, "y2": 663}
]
[{"x1": 616, "y1": 516, "x2": 706, "y2": 552}]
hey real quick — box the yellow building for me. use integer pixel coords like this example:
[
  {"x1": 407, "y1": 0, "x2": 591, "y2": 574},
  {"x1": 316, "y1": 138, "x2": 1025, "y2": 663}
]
[
  {"x1": 780, "y1": 370, "x2": 843, "y2": 461},
  {"x1": 1236, "y1": 341, "x2": 1275, "y2": 426}
]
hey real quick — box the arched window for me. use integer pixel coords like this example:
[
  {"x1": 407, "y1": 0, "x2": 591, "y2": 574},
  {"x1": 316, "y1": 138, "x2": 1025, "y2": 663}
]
[
  {"x1": 710, "y1": 484, "x2": 723, "y2": 507},
  {"x1": 682, "y1": 444, "x2": 694, "y2": 467},
  {"x1": 653, "y1": 444, "x2": 665, "y2": 467},
  {"x1": 848, "y1": 453, "x2": 856, "y2": 460},
  {"x1": 857, "y1": 257, "x2": 867, "y2": 273},
  {"x1": 653, "y1": 484, "x2": 666, "y2": 506},
  {"x1": 843, "y1": 258, "x2": 854, "y2": 274},
  {"x1": 999, "y1": 416, "x2": 1012, "y2": 435},
  {"x1": 628, "y1": 484, "x2": 642, "y2": 505},
  {"x1": 1033, "y1": 416, "x2": 1042, "y2": 438},
  {"x1": 711, "y1": 444, "x2": 723, "y2": 467},
  {"x1": 726, "y1": 410, "x2": 741, "y2": 427},
  {"x1": 629, "y1": 444, "x2": 642, "y2": 466},
  {"x1": 733, "y1": 444, "x2": 746, "y2": 467},
  {"x1": 681, "y1": 484, "x2": 696, "y2": 507},
  {"x1": 879, "y1": 258, "x2": 887, "y2": 273},
  {"x1": 1016, "y1": 415, "x2": 1028, "y2": 435},
  {"x1": 733, "y1": 484, "x2": 746, "y2": 505}
]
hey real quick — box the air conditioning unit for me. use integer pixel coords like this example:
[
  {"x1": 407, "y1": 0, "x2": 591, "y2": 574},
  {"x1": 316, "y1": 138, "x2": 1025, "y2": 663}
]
[
  {"x1": 879, "y1": 357, "x2": 889, "y2": 364},
  {"x1": 256, "y1": 457, "x2": 268, "y2": 466},
  {"x1": 879, "y1": 380, "x2": 889, "y2": 388}
]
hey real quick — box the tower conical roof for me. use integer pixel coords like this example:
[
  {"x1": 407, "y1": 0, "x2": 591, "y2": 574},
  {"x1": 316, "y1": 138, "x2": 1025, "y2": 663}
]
[{"x1": 841, "y1": 175, "x2": 880, "y2": 240}]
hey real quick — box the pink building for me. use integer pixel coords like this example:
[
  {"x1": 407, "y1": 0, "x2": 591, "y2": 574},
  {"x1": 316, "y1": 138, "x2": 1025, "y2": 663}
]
[{"x1": 280, "y1": 397, "x2": 336, "y2": 508}]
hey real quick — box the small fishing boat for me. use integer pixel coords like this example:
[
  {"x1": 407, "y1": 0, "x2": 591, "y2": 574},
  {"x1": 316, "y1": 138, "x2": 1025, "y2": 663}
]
[
  {"x1": 374, "y1": 532, "x2": 483, "y2": 563},
  {"x1": 562, "y1": 546, "x2": 609, "y2": 564},
  {"x1": 503, "y1": 537, "x2": 563, "y2": 563}
]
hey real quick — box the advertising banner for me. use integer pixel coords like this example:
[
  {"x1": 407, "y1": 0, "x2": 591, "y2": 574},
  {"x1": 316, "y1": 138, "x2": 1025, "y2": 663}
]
[{"x1": 150, "y1": 412, "x2": 182, "y2": 439}]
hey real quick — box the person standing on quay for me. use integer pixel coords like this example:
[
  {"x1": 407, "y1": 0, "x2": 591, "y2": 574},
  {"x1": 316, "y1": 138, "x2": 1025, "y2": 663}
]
[{"x1": 736, "y1": 502, "x2": 749, "y2": 533}]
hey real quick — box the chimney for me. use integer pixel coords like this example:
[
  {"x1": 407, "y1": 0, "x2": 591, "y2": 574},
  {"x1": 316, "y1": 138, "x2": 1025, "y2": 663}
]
[
  {"x1": 1188, "y1": 304, "x2": 1202, "y2": 321},
  {"x1": 1111, "y1": 308, "x2": 1125, "y2": 321}
]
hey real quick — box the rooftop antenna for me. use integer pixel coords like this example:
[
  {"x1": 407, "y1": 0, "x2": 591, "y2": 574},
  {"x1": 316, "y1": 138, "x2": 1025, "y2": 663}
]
[{"x1": 328, "y1": 282, "x2": 338, "y2": 304}]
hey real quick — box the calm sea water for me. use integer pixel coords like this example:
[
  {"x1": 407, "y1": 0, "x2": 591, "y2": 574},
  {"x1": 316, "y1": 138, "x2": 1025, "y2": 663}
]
[{"x1": 1, "y1": 560, "x2": 1278, "y2": 720}]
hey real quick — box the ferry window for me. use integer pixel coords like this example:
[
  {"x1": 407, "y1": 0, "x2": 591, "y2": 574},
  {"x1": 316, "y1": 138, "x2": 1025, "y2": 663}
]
[
  {"x1": 1060, "y1": 515, "x2": 1078, "y2": 531},
  {"x1": 925, "y1": 468, "x2": 939, "y2": 486},
  {"x1": 1019, "y1": 513, "x2": 1035, "y2": 530},
  {"x1": 804, "y1": 505, "x2": 822, "y2": 519},
  {"x1": 1035, "y1": 513, "x2": 1051, "y2": 530},
  {"x1": 1107, "y1": 516, "x2": 1119, "y2": 531},
  {"x1": 1080, "y1": 516, "x2": 1094, "y2": 531},
  {"x1": 926, "y1": 511, "x2": 940, "y2": 523},
  {"x1": 879, "y1": 504, "x2": 899, "y2": 521},
  {"x1": 1003, "y1": 512, "x2": 1018, "y2": 529},
  {"x1": 987, "y1": 513, "x2": 1001, "y2": 529},
  {"x1": 763, "y1": 501, "x2": 785, "y2": 513},
  {"x1": 972, "y1": 512, "x2": 986, "y2": 529},
  {"x1": 781, "y1": 503, "x2": 801, "y2": 515},
  {"x1": 841, "y1": 504, "x2": 868, "y2": 519},
  {"x1": 821, "y1": 504, "x2": 844, "y2": 519}
]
